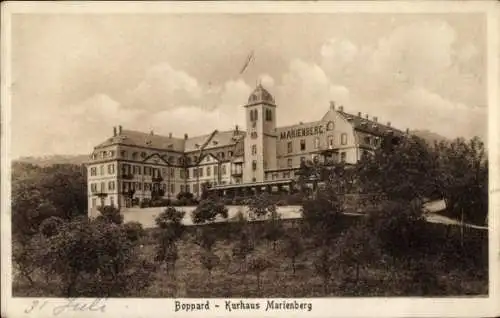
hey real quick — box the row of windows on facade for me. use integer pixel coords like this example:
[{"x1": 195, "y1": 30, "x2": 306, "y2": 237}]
[
  {"x1": 91, "y1": 163, "x2": 230, "y2": 179},
  {"x1": 90, "y1": 180, "x2": 222, "y2": 196},
  {"x1": 91, "y1": 149, "x2": 235, "y2": 164},
  {"x1": 249, "y1": 108, "x2": 273, "y2": 122},
  {"x1": 249, "y1": 152, "x2": 347, "y2": 171}
]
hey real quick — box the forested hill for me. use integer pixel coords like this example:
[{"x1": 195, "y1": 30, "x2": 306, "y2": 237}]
[
  {"x1": 14, "y1": 154, "x2": 89, "y2": 167},
  {"x1": 410, "y1": 130, "x2": 449, "y2": 145}
]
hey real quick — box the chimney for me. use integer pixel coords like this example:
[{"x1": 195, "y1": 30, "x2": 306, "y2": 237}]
[
  {"x1": 406, "y1": 128, "x2": 410, "y2": 134},
  {"x1": 329, "y1": 101, "x2": 335, "y2": 110},
  {"x1": 168, "y1": 132, "x2": 172, "y2": 138},
  {"x1": 339, "y1": 105, "x2": 344, "y2": 112},
  {"x1": 118, "y1": 125, "x2": 122, "y2": 134},
  {"x1": 387, "y1": 122, "x2": 391, "y2": 127},
  {"x1": 358, "y1": 112, "x2": 362, "y2": 117},
  {"x1": 373, "y1": 117, "x2": 378, "y2": 123},
  {"x1": 150, "y1": 130, "x2": 154, "y2": 136},
  {"x1": 365, "y1": 114, "x2": 369, "y2": 120},
  {"x1": 184, "y1": 133, "x2": 188, "y2": 140},
  {"x1": 113, "y1": 126, "x2": 117, "y2": 137}
]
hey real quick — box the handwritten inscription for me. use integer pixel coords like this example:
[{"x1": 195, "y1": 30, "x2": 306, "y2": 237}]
[{"x1": 24, "y1": 298, "x2": 106, "y2": 316}]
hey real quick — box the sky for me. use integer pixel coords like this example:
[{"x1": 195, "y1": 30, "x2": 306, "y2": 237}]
[{"x1": 10, "y1": 12, "x2": 487, "y2": 158}]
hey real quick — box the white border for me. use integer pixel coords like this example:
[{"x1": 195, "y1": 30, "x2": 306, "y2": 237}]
[{"x1": 1, "y1": 1, "x2": 499, "y2": 318}]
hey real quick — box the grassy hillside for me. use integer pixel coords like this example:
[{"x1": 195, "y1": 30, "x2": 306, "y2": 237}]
[{"x1": 13, "y1": 217, "x2": 488, "y2": 297}]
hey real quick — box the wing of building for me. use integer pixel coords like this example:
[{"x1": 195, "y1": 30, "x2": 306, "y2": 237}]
[{"x1": 86, "y1": 83, "x2": 407, "y2": 215}]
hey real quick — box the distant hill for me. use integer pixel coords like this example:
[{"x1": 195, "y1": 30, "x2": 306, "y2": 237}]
[
  {"x1": 15, "y1": 154, "x2": 89, "y2": 167},
  {"x1": 410, "y1": 130, "x2": 449, "y2": 145}
]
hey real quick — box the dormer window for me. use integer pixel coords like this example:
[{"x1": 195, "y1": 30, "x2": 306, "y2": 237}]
[
  {"x1": 195, "y1": 143, "x2": 200, "y2": 149},
  {"x1": 141, "y1": 152, "x2": 146, "y2": 158},
  {"x1": 132, "y1": 152, "x2": 138, "y2": 159},
  {"x1": 146, "y1": 140, "x2": 152, "y2": 146},
  {"x1": 212, "y1": 141, "x2": 218, "y2": 146},
  {"x1": 92, "y1": 153, "x2": 97, "y2": 160},
  {"x1": 167, "y1": 144, "x2": 173, "y2": 149},
  {"x1": 121, "y1": 150, "x2": 127, "y2": 158}
]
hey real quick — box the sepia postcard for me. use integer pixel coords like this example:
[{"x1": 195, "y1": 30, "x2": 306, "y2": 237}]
[{"x1": 1, "y1": 1, "x2": 500, "y2": 317}]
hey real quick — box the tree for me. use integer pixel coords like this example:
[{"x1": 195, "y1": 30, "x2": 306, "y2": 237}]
[
  {"x1": 335, "y1": 223, "x2": 379, "y2": 283},
  {"x1": 432, "y1": 137, "x2": 488, "y2": 225},
  {"x1": 43, "y1": 217, "x2": 153, "y2": 297},
  {"x1": 193, "y1": 226, "x2": 217, "y2": 251},
  {"x1": 248, "y1": 256, "x2": 272, "y2": 292},
  {"x1": 232, "y1": 231, "x2": 254, "y2": 273},
  {"x1": 123, "y1": 221, "x2": 145, "y2": 242},
  {"x1": 155, "y1": 207, "x2": 186, "y2": 275},
  {"x1": 282, "y1": 230, "x2": 304, "y2": 275},
  {"x1": 191, "y1": 198, "x2": 228, "y2": 224},
  {"x1": 247, "y1": 192, "x2": 277, "y2": 220},
  {"x1": 366, "y1": 200, "x2": 427, "y2": 266},
  {"x1": 313, "y1": 247, "x2": 334, "y2": 294},
  {"x1": 39, "y1": 216, "x2": 65, "y2": 238},
  {"x1": 95, "y1": 205, "x2": 123, "y2": 224},
  {"x1": 301, "y1": 188, "x2": 343, "y2": 245},
  {"x1": 200, "y1": 250, "x2": 220, "y2": 288},
  {"x1": 262, "y1": 208, "x2": 284, "y2": 251}
]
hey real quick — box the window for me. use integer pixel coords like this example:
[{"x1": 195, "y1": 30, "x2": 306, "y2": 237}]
[
  {"x1": 132, "y1": 152, "x2": 137, "y2": 160},
  {"x1": 220, "y1": 152, "x2": 225, "y2": 160},
  {"x1": 287, "y1": 141, "x2": 293, "y2": 153},
  {"x1": 193, "y1": 168, "x2": 198, "y2": 178},
  {"x1": 328, "y1": 135, "x2": 334, "y2": 148},
  {"x1": 283, "y1": 171, "x2": 290, "y2": 179},
  {"x1": 254, "y1": 109, "x2": 258, "y2": 121},
  {"x1": 92, "y1": 198, "x2": 96, "y2": 208},
  {"x1": 314, "y1": 137, "x2": 320, "y2": 149},
  {"x1": 199, "y1": 167, "x2": 203, "y2": 177},
  {"x1": 222, "y1": 165, "x2": 227, "y2": 175},
  {"x1": 121, "y1": 150, "x2": 127, "y2": 158},
  {"x1": 194, "y1": 184, "x2": 199, "y2": 193},
  {"x1": 186, "y1": 185, "x2": 190, "y2": 193},
  {"x1": 107, "y1": 164, "x2": 115, "y2": 174},
  {"x1": 194, "y1": 156, "x2": 198, "y2": 163},
  {"x1": 110, "y1": 196, "x2": 115, "y2": 206},
  {"x1": 100, "y1": 182, "x2": 105, "y2": 192},
  {"x1": 170, "y1": 167, "x2": 175, "y2": 178},
  {"x1": 141, "y1": 152, "x2": 146, "y2": 158},
  {"x1": 364, "y1": 136, "x2": 371, "y2": 145},
  {"x1": 91, "y1": 183, "x2": 97, "y2": 193},
  {"x1": 251, "y1": 145, "x2": 257, "y2": 155},
  {"x1": 207, "y1": 166, "x2": 211, "y2": 177},
  {"x1": 136, "y1": 182, "x2": 142, "y2": 190},
  {"x1": 186, "y1": 169, "x2": 190, "y2": 179},
  {"x1": 341, "y1": 152, "x2": 346, "y2": 162},
  {"x1": 252, "y1": 160, "x2": 257, "y2": 171},
  {"x1": 341, "y1": 133, "x2": 348, "y2": 145},
  {"x1": 108, "y1": 181, "x2": 115, "y2": 191},
  {"x1": 228, "y1": 151, "x2": 233, "y2": 157},
  {"x1": 100, "y1": 165, "x2": 104, "y2": 175},
  {"x1": 214, "y1": 166, "x2": 218, "y2": 176},
  {"x1": 251, "y1": 132, "x2": 258, "y2": 139},
  {"x1": 300, "y1": 139, "x2": 306, "y2": 151},
  {"x1": 265, "y1": 109, "x2": 272, "y2": 121},
  {"x1": 170, "y1": 183, "x2": 175, "y2": 193},
  {"x1": 287, "y1": 158, "x2": 293, "y2": 168},
  {"x1": 90, "y1": 167, "x2": 97, "y2": 176},
  {"x1": 180, "y1": 169, "x2": 185, "y2": 179},
  {"x1": 180, "y1": 185, "x2": 185, "y2": 192}
]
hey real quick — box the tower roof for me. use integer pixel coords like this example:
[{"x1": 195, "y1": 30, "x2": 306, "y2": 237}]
[{"x1": 247, "y1": 83, "x2": 275, "y2": 105}]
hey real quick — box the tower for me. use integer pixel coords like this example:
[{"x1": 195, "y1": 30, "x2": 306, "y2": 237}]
[{"x1": 243, "y1": 83, "x2": 277, "y2": 183}]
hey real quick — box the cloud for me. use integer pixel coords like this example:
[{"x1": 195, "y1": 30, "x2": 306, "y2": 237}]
[
  {"x1": 125, "y1": 62, "x2": 203, "y2": 111},
  {"x1": 258, "y1": 73, "x2": 275, "y2": 88},
  {"x1": 273, "y1": 59, "x2": 350, "y2": 125}
]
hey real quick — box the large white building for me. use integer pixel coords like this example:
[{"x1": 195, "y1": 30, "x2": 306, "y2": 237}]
[{"x1": 86, "y1": 84, "x2": 405, "y2": 216}]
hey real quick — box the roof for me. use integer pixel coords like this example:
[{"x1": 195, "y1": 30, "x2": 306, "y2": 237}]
[
  {"x1": 184, "y1": 129, "x2": 245, "y2": 152},
  {"x1": 95, "y1": 129, "x2": 185, "y2": 152},
  {"x1": 247, "y1": 84, "x2": 275, "y2": 106},
  {"x1": 95, "y1": 128, "x2": 245, "y2": 153},
  {"x1": 336, "y1": 111, "x2": 404, "y2": 136}
]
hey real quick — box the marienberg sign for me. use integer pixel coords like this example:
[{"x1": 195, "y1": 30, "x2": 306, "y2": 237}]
[{"x1": 279, "y1": 122, "x2": 334, "y2": 140}]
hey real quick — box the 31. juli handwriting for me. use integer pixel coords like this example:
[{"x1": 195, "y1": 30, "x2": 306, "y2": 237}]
[{"x1": 24, "y1": 298, "x2": 106, "y2": 316}]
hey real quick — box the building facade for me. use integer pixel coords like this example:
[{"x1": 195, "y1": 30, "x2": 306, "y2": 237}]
[{"x1": 86, "y1": 84, "x2": 405, "y2": 216}]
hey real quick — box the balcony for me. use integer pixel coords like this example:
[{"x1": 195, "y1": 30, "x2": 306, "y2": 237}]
[
  {"x1": 152, "y1": 176, "x2": 164, "y2": 183},
  {"x1": 120, "y1": 173, "x2": 134, "y2": 180},
  {"x1": 231, "y1": 170, "x2": 243, "y2": 177}
]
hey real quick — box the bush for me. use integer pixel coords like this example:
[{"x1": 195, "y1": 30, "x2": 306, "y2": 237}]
[{"x1": 140, "y1": 198, "x2": 151, "y2": 209}]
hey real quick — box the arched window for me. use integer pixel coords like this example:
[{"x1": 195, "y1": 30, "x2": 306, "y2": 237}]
[
  {"x1": 254, "y1": 109, "x2": 258, "y2": 121},
  {"x1": 341, "y1": 133, "x2": 348, "y2": 145}
]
